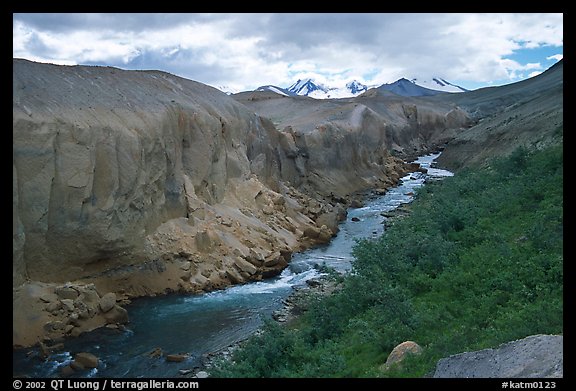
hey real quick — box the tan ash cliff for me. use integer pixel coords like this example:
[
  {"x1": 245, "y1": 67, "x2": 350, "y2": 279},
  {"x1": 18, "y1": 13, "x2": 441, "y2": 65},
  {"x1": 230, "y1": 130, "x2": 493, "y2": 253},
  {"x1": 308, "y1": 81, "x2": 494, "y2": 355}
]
[{"x1": 13, "y1": 59, "x2": 470, "y2": 347}]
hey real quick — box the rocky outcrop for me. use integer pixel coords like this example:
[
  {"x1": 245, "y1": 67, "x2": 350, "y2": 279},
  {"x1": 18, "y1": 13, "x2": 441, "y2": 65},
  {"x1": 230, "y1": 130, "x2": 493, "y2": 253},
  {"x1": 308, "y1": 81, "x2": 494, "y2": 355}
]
[
  {"x1": 13, "y1": 281, "x2": 130, "y2": 347},
  {"x1": 13, "y1": 59, "x2": 428, "y2": 347},
  {"x1": 433, "y1": 334, "x2": 563, "y2": 378}
]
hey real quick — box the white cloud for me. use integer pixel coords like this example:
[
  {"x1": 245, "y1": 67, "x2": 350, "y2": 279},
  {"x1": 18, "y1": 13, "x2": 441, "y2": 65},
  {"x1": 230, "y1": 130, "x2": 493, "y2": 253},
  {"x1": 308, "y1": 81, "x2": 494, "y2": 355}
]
[
  {"x1": 13, "y1": 13, "x2": 563, "y2": 91},
  {"x1": 547, "y1": 54, "x2": 563, "y2": 61}
]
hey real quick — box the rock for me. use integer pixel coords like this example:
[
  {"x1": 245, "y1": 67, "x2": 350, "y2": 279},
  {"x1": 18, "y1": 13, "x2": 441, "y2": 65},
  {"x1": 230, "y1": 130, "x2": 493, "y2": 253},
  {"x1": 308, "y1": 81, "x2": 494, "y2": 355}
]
[
  {"x1": 303, "y1": 226, "x2": 320, "y2": 239},
  {"x1": 195, "y1": 371, "x2": 209, "y2": 378},
  {"x1": 306, "y1": 279, "x2": 322, "y2": 288},
  {"x1": 234, "y1": 257, "x2": 258, "y2": 276},
  {"x1": 179, "y1": 369, "x2": 194, "y2": 375},
  {"x1": 103, "y1": 305, "x2": 129, "y2": 324},
  {"x1": 262, "y1": 204, "x2": 274, "y2": 215},
  {"x1": 166, "y1": 354, "x2": 188, "y2": 362},
  {"x1": 99, "y1": 293, "x2": 117, "y2": 313},
  {"x1": 381, "y1": 341, "x2": 423, "y2": 371},
  {"x1": 55, "y1": 287, "x2": 79, "y2": 300},
  {"x1": 318, "y1": 225, "x2": 333, "y2": 242},
  {"x1": 190, "y1": 273, "x2": 209, "y2": 288},
  {"x1": 316, "y1": 209, "x2": 342, "y2": 235},
  {"x1": 44, "y1": 321, "x2": 66, "y2": 332},
  {"x1": 70, "y1": 360, "x2": 85, "y2": 371},
  {"x1": 225, "y1": 268, "x2": 244, "y2": 284},
  {"x1": 350, "y1": 199, "x2": 363, "y2": 208},
  {"x1": 60, "y1": 299, "x2": 75, "y2": 312},
  {"x1": 45, "y1": 301, "x2": 62, "y2": 313},
  {"x1": 80, "y1": 288, "x2": 101, "y2": 307},
  {"x1": 74, "y1": 352, "x2": 99, "y2": 368},
  {"x1": 148, "y1": 347, "x2": 164, "y2": 358},
  {"x1": 351, "y1": 217, "x2": 360, "y2": 222},
  {"x1": 433, "y1": 334, "x2": 563, "y2": 378},
  {"x1": 60, "y1": 365, "x2": 76, "y2": 377},
  {"x1": 38, "y1": 341, "x2": 50, "y2": 359},
  {"x1": 39, "y1": 293, "x2": 59, "y2": 303}
]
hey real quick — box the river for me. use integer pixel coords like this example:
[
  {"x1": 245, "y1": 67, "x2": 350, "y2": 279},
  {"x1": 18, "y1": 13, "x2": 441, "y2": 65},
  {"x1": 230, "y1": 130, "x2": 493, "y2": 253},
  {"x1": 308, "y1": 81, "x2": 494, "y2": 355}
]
[{"x1": 12, "y1": 153, "x2": 453, "y2": 378}]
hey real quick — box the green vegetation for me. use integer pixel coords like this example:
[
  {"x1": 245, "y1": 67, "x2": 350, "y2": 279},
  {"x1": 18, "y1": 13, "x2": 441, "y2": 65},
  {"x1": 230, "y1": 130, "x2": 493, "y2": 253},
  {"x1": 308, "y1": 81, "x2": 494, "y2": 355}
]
[{"x1": 212, "y1": 145, "x2": 563, "y2": 377}]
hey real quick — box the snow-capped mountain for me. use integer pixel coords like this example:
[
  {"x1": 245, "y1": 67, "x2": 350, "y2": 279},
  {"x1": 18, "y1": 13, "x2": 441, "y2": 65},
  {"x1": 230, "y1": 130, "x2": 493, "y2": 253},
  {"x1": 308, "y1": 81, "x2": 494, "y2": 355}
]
[
  {"x1": 247, "y1": 77, "x2": 466, "y2": 99},
  {"x1": 287, "y1": 79, "x2": 329, "y2": 96},
  {"x1": 255, "y1": 85, "x2": 296, "y2": 96},
  {"x1": 215, "y1": 85, "x2": 240, "y2": 95},
  {"x1": 346, "y1": 80, "x2": 369, "y2": 95},
  {"x1": 376, "y1": 77, "x2": 467, "y2": 97},
  {"x1": 377, "y1": 78, "x2": 445, "y2": 97},
  {"x1": 286, "y1": 78, "x2": 371, "y2": 99},
  {"x1": 410, "y1": 77, "x2": 468, "y2": 93}
]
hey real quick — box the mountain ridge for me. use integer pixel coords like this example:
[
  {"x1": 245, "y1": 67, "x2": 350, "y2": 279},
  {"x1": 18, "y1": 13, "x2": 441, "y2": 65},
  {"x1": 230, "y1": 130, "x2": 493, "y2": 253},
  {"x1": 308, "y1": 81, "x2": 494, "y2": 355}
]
[{"x1": 250, "y1": 76, "x2": 467, "y2": 99}]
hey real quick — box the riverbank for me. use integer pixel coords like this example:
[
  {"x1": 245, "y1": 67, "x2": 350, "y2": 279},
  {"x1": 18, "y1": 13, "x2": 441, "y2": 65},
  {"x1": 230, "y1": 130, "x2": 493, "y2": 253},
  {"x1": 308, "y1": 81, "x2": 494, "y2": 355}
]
[{"x1": 197, "y1": 193, "x2": 416, "y2": 377}]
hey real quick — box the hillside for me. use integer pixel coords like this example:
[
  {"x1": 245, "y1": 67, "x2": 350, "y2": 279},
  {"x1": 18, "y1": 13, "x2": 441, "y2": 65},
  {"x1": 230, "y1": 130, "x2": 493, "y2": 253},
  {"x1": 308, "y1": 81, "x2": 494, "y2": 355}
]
[{"x1": 432, "y1": 60, "x2": 563, "y2": 170}]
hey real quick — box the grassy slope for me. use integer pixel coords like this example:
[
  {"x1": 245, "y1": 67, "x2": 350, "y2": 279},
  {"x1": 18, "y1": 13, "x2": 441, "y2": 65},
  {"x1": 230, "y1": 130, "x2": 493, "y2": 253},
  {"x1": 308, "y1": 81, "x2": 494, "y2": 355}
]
[{"x1": 212, "y1": 145, "x2": 563, "y2": 378}]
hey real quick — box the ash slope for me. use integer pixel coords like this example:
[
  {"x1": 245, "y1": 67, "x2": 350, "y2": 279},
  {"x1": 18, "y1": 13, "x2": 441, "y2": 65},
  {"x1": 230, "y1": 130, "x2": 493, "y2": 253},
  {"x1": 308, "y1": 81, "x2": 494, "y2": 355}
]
[{"x1": 432, "y1": 60, "x2": 563, "y2": 170}]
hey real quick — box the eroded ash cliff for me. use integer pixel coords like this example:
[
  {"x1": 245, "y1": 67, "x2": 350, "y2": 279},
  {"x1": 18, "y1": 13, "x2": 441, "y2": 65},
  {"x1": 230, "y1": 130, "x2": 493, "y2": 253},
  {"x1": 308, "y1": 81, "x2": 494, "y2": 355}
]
[{"x1": 13, "y1": 59, "x2": 471, "y2": 347}]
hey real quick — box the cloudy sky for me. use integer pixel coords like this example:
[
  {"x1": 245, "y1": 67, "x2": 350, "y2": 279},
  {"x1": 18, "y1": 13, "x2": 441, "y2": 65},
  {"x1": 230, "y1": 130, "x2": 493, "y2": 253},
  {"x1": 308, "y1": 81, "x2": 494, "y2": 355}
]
[{"x1": 13, "y1": 13, "x2": 563, "y2": 92}]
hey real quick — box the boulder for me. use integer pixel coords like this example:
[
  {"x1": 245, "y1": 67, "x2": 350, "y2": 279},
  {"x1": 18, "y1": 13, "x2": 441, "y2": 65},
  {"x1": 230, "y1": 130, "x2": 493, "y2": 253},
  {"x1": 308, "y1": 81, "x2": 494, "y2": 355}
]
[
  {"x1": 433, "y1": 334, "x2": 563, "y2": 378},
  {"x1": 55, "y1": 287, "x2": 79, "y2": 300},
  {"x1": 60, "y1": 299, "x2": 75, "y2": 312},
  {"x1": 318, "y1": 225, "x2": 333, "y2": 242},
  {"x1": 45, "y1": 301, "x2": 62, "y2": 313},
  {"x1": 166, "y1": 354, "x2": 188, "y2": 362},
  {"x1": 99, "y1": 293, "x2": 117, "y2": 313},
  {"x1": 303, "y1": 226, "x2": 320, "y2": 239},
  {"x1": 74, "y1": 352, "x2": 99, "y2": 368},
  {"x1": 148, "y1": 347, "x2": 163, "y2": 358},
  {"x1": 103, "y1": 305, "x2": 129, "y2": 324},
  {"x1": 380, "y1": 341, "x2": 423, "y2": 371},
  {"x1": 234, "y1": 258, "x2": 258, "y2": 276},
  {"x1": 59, "y1": 365, "x2": 75, "y2": 377}
]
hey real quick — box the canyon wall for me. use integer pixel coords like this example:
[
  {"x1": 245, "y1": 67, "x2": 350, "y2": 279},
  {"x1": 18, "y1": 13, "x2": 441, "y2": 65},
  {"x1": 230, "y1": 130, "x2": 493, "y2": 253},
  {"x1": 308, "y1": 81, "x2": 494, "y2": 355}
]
[{"x1": 13, "y1": 59, "x2": 471, "y2": 346}]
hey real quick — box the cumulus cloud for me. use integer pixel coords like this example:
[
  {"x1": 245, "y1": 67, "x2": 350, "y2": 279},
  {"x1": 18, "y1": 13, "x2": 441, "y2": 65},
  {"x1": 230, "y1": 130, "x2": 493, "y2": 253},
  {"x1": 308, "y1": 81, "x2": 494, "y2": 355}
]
[{"x1": 12, "y1": 13, "x2": 563, "y2": 90}]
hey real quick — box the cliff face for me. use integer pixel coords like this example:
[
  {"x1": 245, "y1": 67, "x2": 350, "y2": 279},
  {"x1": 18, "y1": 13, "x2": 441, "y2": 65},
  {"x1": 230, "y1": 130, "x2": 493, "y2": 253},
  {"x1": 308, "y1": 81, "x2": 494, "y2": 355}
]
[
  {"x1": 13, "y1": 59, "x2": 472, "y2": 347},
  {"x1": 14, "y1": 60, "x2": 276, "y2": 284},
  {"x1": 234, "y1": 90, "x2": 473, "y2": 181}
]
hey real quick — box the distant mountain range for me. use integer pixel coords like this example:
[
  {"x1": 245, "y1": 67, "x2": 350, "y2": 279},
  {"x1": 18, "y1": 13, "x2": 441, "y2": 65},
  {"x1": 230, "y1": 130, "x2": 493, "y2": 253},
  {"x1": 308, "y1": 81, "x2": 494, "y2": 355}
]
[{"x1": 251, "y1": 77, "x2": 468, "y2": 99}]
